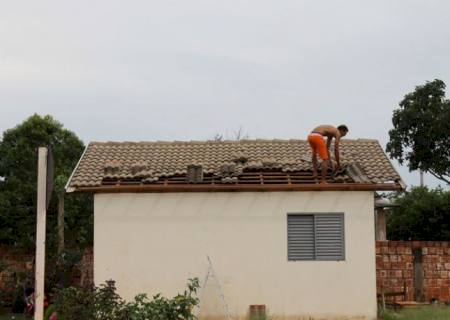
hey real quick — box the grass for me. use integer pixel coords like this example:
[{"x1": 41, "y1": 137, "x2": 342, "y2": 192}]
[{"x1": 381, "y1": 306, "x2": 450, "y2": 320}]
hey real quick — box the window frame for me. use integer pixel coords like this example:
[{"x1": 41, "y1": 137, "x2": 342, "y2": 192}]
[{"x1": 287, "y1": 212, "x2": 345, "y2": 262}]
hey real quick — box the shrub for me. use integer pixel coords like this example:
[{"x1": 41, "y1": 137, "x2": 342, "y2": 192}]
[{"x1": 53, "y1": 278, "x2": 199, "y2": 320}]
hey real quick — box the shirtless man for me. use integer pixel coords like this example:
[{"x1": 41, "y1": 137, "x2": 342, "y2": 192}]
[{"x1": 307, "y1": 125, "x2": 348, "y2": 183}]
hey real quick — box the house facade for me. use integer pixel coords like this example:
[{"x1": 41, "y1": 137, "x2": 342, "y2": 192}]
[{"x1": 67, "y1": 139, "x2": 404, "y2": 320}]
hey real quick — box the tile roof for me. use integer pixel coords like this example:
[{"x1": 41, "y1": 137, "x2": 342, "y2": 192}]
[{"x1": 66, "y1": 139, "x2": 404, "y2": 192}]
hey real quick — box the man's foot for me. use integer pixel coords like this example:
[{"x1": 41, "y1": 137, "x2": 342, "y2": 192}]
[{"x1": 320, "y1": 180, "x2": 328, "y2": 184}]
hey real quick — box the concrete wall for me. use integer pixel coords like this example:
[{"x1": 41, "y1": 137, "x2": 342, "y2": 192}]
[{"x1": 94, "y1": 191, "x2": 376, "y2": 319}]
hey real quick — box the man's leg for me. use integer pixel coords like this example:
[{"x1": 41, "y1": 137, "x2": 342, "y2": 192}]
[
  {"x1": 320, "y1": 159, "x2": 328, "y2": 184},
  {"x1": 312, "y1": 152, "x2": 318, "y2": 180}
]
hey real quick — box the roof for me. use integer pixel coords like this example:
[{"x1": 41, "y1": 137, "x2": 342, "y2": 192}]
[{"x1": 66, "y1": 139, "x2": 405, "y2": 193}]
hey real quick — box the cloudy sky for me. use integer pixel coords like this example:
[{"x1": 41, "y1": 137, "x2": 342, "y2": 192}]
[{"x1": 1, "y1": 1, "x2": 449, "y2": 188}]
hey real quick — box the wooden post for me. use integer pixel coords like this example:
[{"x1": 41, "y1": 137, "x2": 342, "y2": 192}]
[
  {"x1": 375, "y1": 208, "x2": 387, "y2": 241},
  {"x1": 57, "y1": 195, "x2": 64, "y2": 255},
  {"x1": 413, "y1": 248, "x2": 425, "y2": 301},
  {"x1": 420, "y1": 170, "x2": 424, "y2": 187},
  {"x1": 35, "y1": 147, "x2": 48, "y2": 320}
]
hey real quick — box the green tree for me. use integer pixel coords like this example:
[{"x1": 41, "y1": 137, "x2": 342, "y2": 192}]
[
  {"x1": 387, "y1": 187, "x2": 450, "y2": 240},
  {"x1": 0, "y1": 114, "x2": 93, "y2": 251},
  {"x1": 386, "y1": 79, "x2": 450, "y2": 184}
]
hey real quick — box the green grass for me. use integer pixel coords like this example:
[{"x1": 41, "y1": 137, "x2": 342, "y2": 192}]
[{"x1": 381, "y1": 306, "x2": 450, "y2": 320}]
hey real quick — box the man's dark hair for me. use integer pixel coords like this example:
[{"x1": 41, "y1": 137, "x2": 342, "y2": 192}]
[{"x1": 337, "y1": 125, "x2": 348, "y2": 133}]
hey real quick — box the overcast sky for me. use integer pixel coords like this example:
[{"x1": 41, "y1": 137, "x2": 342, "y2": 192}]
[{"x1": 1, "y1": 1, "x2": 449, "y2": 188}]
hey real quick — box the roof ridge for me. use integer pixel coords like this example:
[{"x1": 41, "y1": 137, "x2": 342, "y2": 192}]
[{"x1": 89, "y1": 138, "x2": 380, "y2": 145}]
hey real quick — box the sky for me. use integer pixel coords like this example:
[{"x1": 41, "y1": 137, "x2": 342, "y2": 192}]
[{"x1": 1, "y1": 0, "x2": 449, "y2": 188}]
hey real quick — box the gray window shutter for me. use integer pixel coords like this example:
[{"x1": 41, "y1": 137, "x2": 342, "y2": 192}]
[
  {"x1": 315, "y1": 214, "x2": 345, "y2": 260},
  {"x1": 287, "y1": 215, "x2": 315, "y2": 260}
]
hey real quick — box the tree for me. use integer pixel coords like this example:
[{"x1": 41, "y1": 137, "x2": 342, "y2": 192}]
[
  {"x1": 0, "y1": 114, "x2": 93, "y2": 251},
  {"x1": 386, "y1": 79, "x2": 450, "y2": 184},
  {"x1": 387, "y1": 187, "x2": 450, "y2": 240}
]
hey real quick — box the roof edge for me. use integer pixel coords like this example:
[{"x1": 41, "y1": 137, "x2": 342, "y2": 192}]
[
  {"x1": 71, "y1": 183, "x2": 403, "y2": 193},
  {"x1": 373, "y1": 140, "x2": 407, "y2": 190},
  {"x1": 65, "y1": 145, "x2": 89, "y2": 193}
]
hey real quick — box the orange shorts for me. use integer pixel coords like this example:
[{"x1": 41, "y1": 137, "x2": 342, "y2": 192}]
[{"x1": 308, "y1": 133, "x2": 329, "y2": 160}]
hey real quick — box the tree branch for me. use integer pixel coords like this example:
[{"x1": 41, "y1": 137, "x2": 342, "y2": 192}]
[{"x1": 428, "y1": 170, "x2": 450, "y2": 184}]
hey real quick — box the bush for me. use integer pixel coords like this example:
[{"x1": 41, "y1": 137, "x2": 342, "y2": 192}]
[
  {"x1": 387, "y1": 187, "x2": 450, "y2": 240},
  {"x1": 53, "y1": 278, "x2": 199, "y2": 320}
]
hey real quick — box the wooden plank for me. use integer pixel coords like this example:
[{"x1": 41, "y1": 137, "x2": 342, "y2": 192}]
[
  {"x1": 75, "y1": 183, "x2": 402, "y2": 193},
  {"x1": 35, "y1": 147, "x2": 47, "y2": 320}
]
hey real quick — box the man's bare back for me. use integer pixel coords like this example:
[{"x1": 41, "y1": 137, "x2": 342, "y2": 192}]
[{"x1": 311, "y1": 125, "x2": 341, "y2": 139}]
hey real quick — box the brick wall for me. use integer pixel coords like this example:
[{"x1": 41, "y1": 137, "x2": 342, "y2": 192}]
[
  {"x1": 376, "y1": 241, "x2": 450, "y2": 302},
  {"x1": 0, "y1": 246, "x2": 34, "y2": 292},
  {"x1": 0, "y1": 246, "x2": 93, "y2": 297},
  {"x1": 3, "y1": 242, "x2": 450, "y2": 303}
]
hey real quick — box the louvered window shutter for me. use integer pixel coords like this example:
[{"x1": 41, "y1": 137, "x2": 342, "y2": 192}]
[
  {"x1": 315, "y1": 214, "x2": 345, "y2": 260},
  {"x1": 287, "y1": 213, "x2": 345, "y2": 261},
  {"x1": 287, "y1": 215, "x2": 315, "y2": 260}
]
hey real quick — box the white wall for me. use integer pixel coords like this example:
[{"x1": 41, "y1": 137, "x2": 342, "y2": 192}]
[{"x1": 94, "y1": 191, "x2": 376, "y2": 319}]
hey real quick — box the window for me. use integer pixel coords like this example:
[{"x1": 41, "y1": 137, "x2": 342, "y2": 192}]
[{"x1": 287, "y1": 213, "x2": 345, "y2": 261}]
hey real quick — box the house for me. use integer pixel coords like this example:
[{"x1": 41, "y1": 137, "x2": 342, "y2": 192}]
[{"x1": 66, "y1": 139, "x2": 404, "y2": 320}]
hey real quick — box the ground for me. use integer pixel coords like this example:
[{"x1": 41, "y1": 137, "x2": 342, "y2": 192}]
[
  {"x1": 1, "y1": 307, "x2": 450, "y2": 320},
  {"x1": 381, "y1": 306, "x2": 450, "y2": 320},
  {"x1": 0, "y1": 315, "x2": 29, "y2": 320}
]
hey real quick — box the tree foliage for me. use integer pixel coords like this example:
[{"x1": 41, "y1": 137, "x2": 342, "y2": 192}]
[
  {"x1": 0, "y1": 114, "x2": 93, "y2": 250},
  {"x1": 386, "y1": 79, "x2": 450, "y2": 184},
  {"x1": 387, "y1": 187, "x2": 450, "y2": 240}
]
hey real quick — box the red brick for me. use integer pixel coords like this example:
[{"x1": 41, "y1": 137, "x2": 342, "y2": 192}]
[
  {"x1": 397, "y1": 247, "x2": 405, "y2": 254},
  {"x1": 426, "y1": 278, "x2": 437, "y2": 286},
  {"x1": 412, "y1": 241, "x2": 421, "y2": 248},
  {"x1": 389, "y1": 270, "x2": 398, "y2": 278},
  {"x1": 403, "y1": 270, "x2": 413, "y2": 278}
]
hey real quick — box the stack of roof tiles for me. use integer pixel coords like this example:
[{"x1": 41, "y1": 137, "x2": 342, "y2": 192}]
[{"x1": 67, "y1": 139, "x2": 404, "y2": 191}]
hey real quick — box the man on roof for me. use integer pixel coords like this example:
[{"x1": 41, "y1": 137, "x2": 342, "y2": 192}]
[{"x1": 307, "y1": 125, "x2": 348, "y2": 184}]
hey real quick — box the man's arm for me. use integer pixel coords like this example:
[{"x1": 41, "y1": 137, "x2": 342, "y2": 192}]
[
  {"x1": 326, "y1": 136, "x2": 332, "y2": 160},
  {"x1": 334, "y1": 135, "x2": 341, "y2": 168}
]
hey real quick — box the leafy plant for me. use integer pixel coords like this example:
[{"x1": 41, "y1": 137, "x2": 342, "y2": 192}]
[{"x1": 53, "y1": 278, "x2": 200, "y2": 320}]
